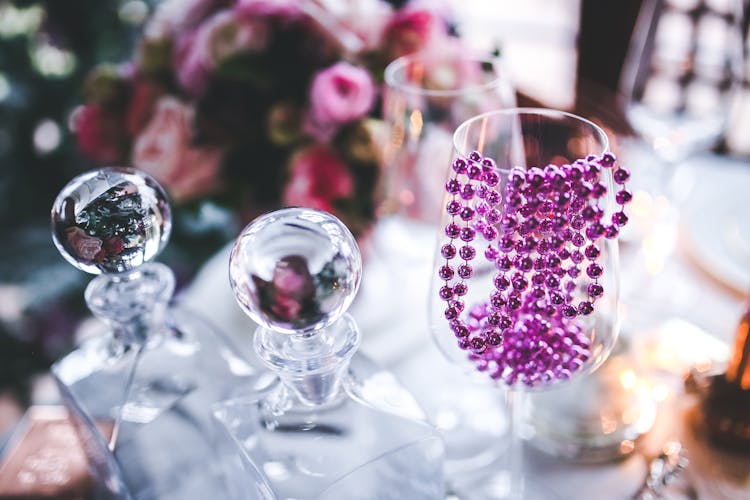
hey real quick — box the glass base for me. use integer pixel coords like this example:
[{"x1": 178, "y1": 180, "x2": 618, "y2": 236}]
[{"x1": 526, "y1": 351, "x2": 657, "y2": 464}]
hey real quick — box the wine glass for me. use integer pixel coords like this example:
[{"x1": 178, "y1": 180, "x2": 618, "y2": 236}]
[
  {"x1": 428, "y1": 108, "x2": 627, "y2": 499},
  {"x1": 367, "y1": 52, "x2": 517, "y2": 475},
  {"x1": 618, "y1": 0, "x2": 744, "y2": 330},
  {"x1": 375, "y1": 50, "x2": 516, "y2": 262},
  {"x1": 620, "y1": 0, "x2": 744, "y2": 186}
]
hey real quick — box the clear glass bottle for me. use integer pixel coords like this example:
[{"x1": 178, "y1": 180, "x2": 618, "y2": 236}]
[
  {"x1": 213, "y1": 207, "x2": 445, "y2": 500},
  {"x1": 50, "y1": 167, "x2": 256, "y2": 499}
]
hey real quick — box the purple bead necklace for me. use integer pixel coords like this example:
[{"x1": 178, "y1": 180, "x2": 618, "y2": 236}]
[{"x1": 438, "y1": 151, "x2": 632, "y2": 386}]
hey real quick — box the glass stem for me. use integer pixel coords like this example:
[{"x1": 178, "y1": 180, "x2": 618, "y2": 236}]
[{"x1": 506, "y1": 385, "x2": 526, "y2": 500}]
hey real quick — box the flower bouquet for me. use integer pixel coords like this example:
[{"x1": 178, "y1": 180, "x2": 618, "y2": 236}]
[{"x1": 73, "y1": 0, "x2": 458, "y2": 237}]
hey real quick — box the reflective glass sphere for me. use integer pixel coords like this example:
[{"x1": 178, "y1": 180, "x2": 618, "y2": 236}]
[
  {"x1": 229, "y1": 208, "x2": 362, "y2": 334},
  {"x1": 51, "y1": 167, "x2": 171, "y2": 274}
]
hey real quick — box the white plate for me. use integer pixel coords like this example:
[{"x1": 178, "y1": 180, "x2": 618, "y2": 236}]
[{"x1": 681, "y1": 155, "x2": 750, "y2": 294}]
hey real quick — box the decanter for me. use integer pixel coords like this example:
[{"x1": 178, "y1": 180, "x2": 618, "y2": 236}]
[
  {"x1": 213, "y1": 207, "x2": 445, "y2": 500},
  {"x1": 50, "y1": 167, "x2": 256, "y2": 499}
]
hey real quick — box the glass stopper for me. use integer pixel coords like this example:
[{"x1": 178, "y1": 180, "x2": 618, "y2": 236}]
[
  {"x1": 229, "y1": 208, "x2": 362, "y2": 335},
  {"x1": 51, "y1": 167, "x2": 171, "y2": 274}
]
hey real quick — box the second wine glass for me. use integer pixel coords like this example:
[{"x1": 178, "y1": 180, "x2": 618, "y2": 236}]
[
  {"x1": 429, "y1": 108, "x2": 628, "y2": 499},
  {"x1": 375, "y1": 50, "x2": 516, "y2": 262},
  {"x1": 620, "y1": 0, "x2": 744, "y2": 179}
]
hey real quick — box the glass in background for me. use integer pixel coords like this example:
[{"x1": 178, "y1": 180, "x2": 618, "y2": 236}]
[
  {"x1": 620, "y1": 0, "x2": 744, "y2": 180},
  {"x1": 363, "y1": 52, "x2": 517, "y2": 479},
  {"x1": 617, "y1": 0, "x2": 745, "y2": 304},
  {"x1": 375, "y1": 51, "x2": 516, "y2": 262}
]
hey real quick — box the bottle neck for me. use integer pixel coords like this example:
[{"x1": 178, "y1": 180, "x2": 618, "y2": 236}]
[
  {"x1": 85, "y1": 262, "x2": 175, "y2": 347},
  {"x1": 254, "y1": 314, "x2": 361, "y2": 406}
]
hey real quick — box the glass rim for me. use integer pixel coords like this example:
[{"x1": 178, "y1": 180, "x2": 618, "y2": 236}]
[
  {"x1": 452, "y1": 107, "x2": 610, "y2": 162},
  {"x1": 384, "y1": 51, "x2": 509, "y2": 98}
]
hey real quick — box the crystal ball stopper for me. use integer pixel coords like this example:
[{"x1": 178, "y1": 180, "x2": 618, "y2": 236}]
[
  {"x1": 51, "y1": 167, "x2": 171, "y2": 274},
  {"x1": 229, "y1": 208, "x2": 362, "y2": 335}
]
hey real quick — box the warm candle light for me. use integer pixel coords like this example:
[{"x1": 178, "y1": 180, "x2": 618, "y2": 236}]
[{"x1": 725, "y1": 303, "x2": 750, "y2": 390}]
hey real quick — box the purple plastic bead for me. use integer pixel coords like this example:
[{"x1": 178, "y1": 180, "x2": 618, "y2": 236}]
[
  {"x1": 613, "y1": 167, "x2": 630, "y2": 184},
  {"x1": 460, "y1": 227, "x2": 476, "y2": 242},
  {"x1": 457, "y1": 263, "x2": 473, "y2": 279},
  {"x1": 441, "y1": 243, "x2": 457, "y2": 259},
  {"x1": 587, "y1": 282, "x2": 604, "y2": 298},
  {"x1": 439, "y1": 285, "x2": 453, "y2": 301},
  {"x1": 438, "y1": 264, "x2": 454, "y2": 280},
  {"x1": 445, "y1": 222, "x2": 460, "y2": 239},
  {"x1": 584, "y1": 244, "x2": 600, "y2": 260},
  {"x1": 452, "y1": 158, "x2": 468, "y2": 174},
  {"x1": 461, "y1": 184, "x2": 475, "y2": 200},
  {"x1": 460, "y1": 206, "x2": 476, "y2": 221},
  {"x1": 459, "y1": 245, "x2": 476, "y2": 260},
  {"x1": 446, "y1": 200, "x2": 462, "y2": 216},
  {"x1": 446, "y1": 179, "x2": 461, "y2": 194},
  {"x1": 600, "y1": 152, "x2": 616, "y2": 168},
  {"x1": 615, "y1": 189, "x2": 633, "y2": 205},
  {"x1": 586, "y1": 262, "x2": 603, "y2": 279},
  {"x1": 612, "y1": 211, "x2": 629, "y2": 227}
]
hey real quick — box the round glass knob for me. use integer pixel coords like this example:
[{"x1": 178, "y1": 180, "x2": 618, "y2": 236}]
[
  {"x1": 51, "y1": 167, "x2": 171, "y2": 274},
  {"x1": 229, "y1": 207, "x2": 362, "y2": 334}
]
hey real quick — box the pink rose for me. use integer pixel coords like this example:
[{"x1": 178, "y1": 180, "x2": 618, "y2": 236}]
[
  {"x1": 283, "y1": 145, "x2": 354, "y2": 213},
  {"x1": 125, "y1": 81, "x2": 162, "y2": 137},
  {"x1": 174, "y1": 30, "x2": 211, "y2": 97},
  {"x1": 305, "y1": 62, "x2": 375, "y2": 140},
  {"x1": 174, "y1": 10, "x2": 269, "y2": 97},
  {"x1": 74, "y1": 103, "x2": 127, "y2": 164},
  {"x1": 132, "y1": 97, "x2": 224, "y2": 202},
  {"x1": 382, "y1": 6, "x2": 438, "y2": 60},
  {"x1": 65, "y1": 227, "x2": 103, "y2": 262}
]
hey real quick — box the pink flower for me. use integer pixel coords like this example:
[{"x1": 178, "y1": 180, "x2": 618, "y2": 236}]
[
  {"x1": 306, "y1": 62, "x2": 375, "y2": 140},
  {"x1": 270, "y1": 255, "x2": 315, "y2": 321},
  {"x1": 132, "y1": 97, "x2": 224, "y2": 202},
  {"x1": 126, "y1": 81, "x2": 162, "y2": 137},
  {"x1": 174, "y1": 9, "x2": 270, "y2": 97},
  {"x1": 74, "y1": 104, "x2": 127, "y2": 164},
  {"x1": 174, "y1": 30, "x2": 211, "y2": 97},
  {"x1": 104, "y1": 237, "x2": 125, "y2": 256},
  {"x1": 65, "y1": 227, "x2": 103, "y2": 262},
  {"x1": 283, "y1": 145, "x2": 354, "y2": 213},
  {"x1": 382, "y1": 6, "x2": 438, "y2": 59}
]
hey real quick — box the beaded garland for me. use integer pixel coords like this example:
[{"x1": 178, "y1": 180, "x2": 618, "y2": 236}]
[{"x1": 438, "y1": 150, "x2": 631, "y2": 386}]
